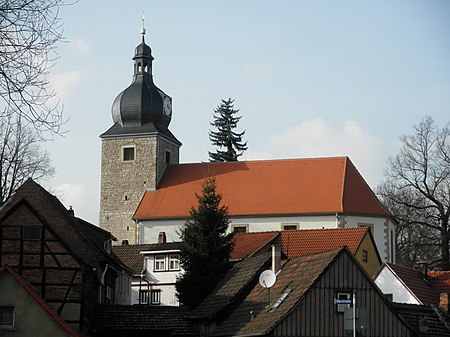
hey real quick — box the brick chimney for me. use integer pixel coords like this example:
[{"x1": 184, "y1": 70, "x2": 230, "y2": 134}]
[
  {"x1": 440, "y1": 293, "x2": 449, "y2": 312},
  {"x1": 158, "y1": 232, "x2": 167, "y2": 244}
]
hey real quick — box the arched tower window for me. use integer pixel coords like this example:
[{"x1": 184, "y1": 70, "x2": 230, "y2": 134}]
[{"x1": 137, "y1": 63, "x2": 142, "y2": 73}]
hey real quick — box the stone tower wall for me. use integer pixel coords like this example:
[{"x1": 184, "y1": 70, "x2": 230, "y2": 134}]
[{"x1": 99, "y1": 135, "x2": 180, "y2": 245}]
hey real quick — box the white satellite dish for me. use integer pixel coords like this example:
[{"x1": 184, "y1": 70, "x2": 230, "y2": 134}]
[{"x1": 259, "y1": 270, "x2": 276, "y2": 288}]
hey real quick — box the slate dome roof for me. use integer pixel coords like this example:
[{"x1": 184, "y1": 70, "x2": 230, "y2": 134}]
[{"x1": 110, "y1": 34, "x2": 170, "y2": 131}]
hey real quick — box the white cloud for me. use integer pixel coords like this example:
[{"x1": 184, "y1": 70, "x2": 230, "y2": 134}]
[
  {"x1": 52, "y1": 183, "x2": 99, "y2": 225},
  {"x1": 50, "y1": 71, "x2": 83, "y2": 101},
  {"x1": 243, "y1": 117, "x2": 386, "y2": 187},
  {"x1": 70, "y1": 37, "x2": 91, "y2": 56}
]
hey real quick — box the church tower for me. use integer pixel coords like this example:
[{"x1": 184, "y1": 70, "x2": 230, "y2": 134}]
[{"x1": 99, "y1": 28, "x2": 181, "y2": 244}]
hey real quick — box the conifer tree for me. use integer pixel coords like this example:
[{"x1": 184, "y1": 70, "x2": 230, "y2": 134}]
[
  {"x1": 209, "y1": 98, "x2": 248, "y2": 162},
  {"x1": 176, "y1": 178, "x2": 234, "y2": 309}
]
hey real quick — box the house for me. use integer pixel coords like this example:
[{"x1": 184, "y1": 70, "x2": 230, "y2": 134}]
[
  {"x1": 133, "y1": 157, "x2": 396, "y2": 264},
  {"x1": 189, "y1": 247, "x2": 414, "y2": 337},
  {"x1": 374, "y1": 263, "x2": 450, "y2": 308},
  {"x1": 232, "y1": 227, "x2": 382, "y2": 276},
  {"x1": 113, "y1": 234, "x2": 180, "y2": 306},
  {"x1": 97, "y1": 31, "x2": 395, "y2": 268},
  {"x1": 114, "y1": 227, "x2": 381, "y2": 307},
  {"x1": 0, "y1": 179, "x2": 132, "y2": 335},
  {"x1": 0, "y1": 265, "x2": 81, "y2": 337}
]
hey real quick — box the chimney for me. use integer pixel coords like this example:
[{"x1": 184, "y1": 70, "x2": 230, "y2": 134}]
[
  {"x1": 271, "y1": 244, "x2": 281, "y2": 274},
  {"x1": 417, "y1": 262, "x2": 428, "y2": 278},
  {"x1": 122, "y1": 240, "x2": 129, "y2": 245},
  {"x1": 440, "y1": 293, "x2": 449, "y2": 312},
  {"x1": 158, "y1": 232, "x2": 167, "y2": 244},
  {"x1": 67, "y1": 206, "x2": 74, "y2": 217}
]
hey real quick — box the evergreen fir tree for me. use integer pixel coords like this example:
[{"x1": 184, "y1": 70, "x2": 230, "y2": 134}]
[
  {"x1": 209, "y1": 98, "x2": 248, "y2": 162},
  {"x1": 176, "y1": 178, "x2": 234, "y2": 309}
]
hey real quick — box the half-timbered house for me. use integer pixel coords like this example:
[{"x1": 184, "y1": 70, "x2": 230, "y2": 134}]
[{"x1": 0, "y1": 179, "x2": 132, "y2": 335}]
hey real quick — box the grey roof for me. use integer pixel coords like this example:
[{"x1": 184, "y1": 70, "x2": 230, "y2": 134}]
[
  {"x1": 93, "y1": 304, "x2": 197, "y2": 336},
  {"x1": 394, "y1": 303, "x2": 450, "y2": 337},
  {"x1": 113, "y1": 242, "x2": 180, "y2": 274},
  {"x1": 189, "y1": 253, "x2": 271, "y2": 320}
]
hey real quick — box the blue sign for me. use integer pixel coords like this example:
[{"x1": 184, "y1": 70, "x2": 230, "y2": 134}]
[{"x1": 335, "y1": 298, "x2": 352, "y2": 304}]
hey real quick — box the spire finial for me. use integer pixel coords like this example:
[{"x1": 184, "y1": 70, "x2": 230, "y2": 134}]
[{"x1": 140, "y1": 11, "x2": 146, "y2": 38}]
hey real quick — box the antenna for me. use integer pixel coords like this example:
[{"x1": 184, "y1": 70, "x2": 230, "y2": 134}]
[{"x1": 259, "y1": 270, "x2": 276, "y2": 305}]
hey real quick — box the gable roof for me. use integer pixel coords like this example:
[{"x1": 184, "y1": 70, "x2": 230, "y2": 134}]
[
  {"x1": 231, "y1": 227, "x2": 375, "y2": 260},
  {"x1": 134, "y1": 157, "x2": 389, "y2": 220},
  {"x1": 190, "y1": 253, "x2": 272, "y2": 320},
  {"x1": 384, "y1": 263, "x2": 439, "y2": 305},
  {"x1": 393, "y1": 303, "x2": 450, "y2": 337},
  {"x1": 231, "y1": 232, "x2": 279, "y2": 260},
  {"x1": 0, "y1": 265, "x2": 82, "y2": 337},
  {"x1": 209, "y1": 248, "x2": 345, "y2": 337},
  {"x1": 0, "y1": 179, "x2": 128, "y2": 271},
  {"x1": 277, "y1": 227, "x2": 373, "y2": 258},
  {"x1": 93, "y1": 304, "x2": 196, "y2": 336}
]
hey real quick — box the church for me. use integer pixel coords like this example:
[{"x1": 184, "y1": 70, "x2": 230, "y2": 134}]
[{"x1": 99, "y1": 28, "x2": 396, "y2": 264}]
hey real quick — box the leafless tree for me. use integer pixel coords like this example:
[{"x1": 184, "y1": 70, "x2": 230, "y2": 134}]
[
  {"x1": 378, "y1": 116, "x2": 450, "y2": 270},
  {"x1": 0, "y1": 0, "x2": 67, "y2": 135},
  {"x1": 0, "y1": 116, "x2": 54, "y2": 204}
]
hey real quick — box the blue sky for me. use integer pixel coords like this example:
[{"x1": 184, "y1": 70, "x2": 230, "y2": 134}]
[{"x1": 43, "y1": 0, "x2": 450, "y2": 223}]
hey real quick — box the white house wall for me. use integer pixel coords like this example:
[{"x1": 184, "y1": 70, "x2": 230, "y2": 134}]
[
  {"x1": 138, "y1": 214, "x2": 394, "y2": 263},
  {"x1": 374, "y1": 266, "x2": 421, "y2": 304}
]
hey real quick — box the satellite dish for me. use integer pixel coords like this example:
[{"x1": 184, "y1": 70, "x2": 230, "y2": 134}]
[{"x1": 259, "y1": 270, "x2": 276, "y2": 288}]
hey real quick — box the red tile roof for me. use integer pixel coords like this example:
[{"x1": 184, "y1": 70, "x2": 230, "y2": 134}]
[
  {"x1": 231, "y1": 232, "x2": 279, "y2": 260},
  {"x1": 278, "y1": 227, "x2": 370, "y2": 258},
  {"x1": 430, "y1": 271, "x2": 450, "y2": 294},
  {"x1": 0, "y1": 266, "x2": 82, "y2": 337},
  {"x1": 134, "y1": 157, "x2": 388, "y2": 220},
  {"x1": 231, "y1": 227, "x2": 371, "y2": 261}
]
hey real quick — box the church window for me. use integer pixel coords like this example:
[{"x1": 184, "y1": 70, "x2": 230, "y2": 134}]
[
  {"x1": 123, "y1": 146, "x2": 135, "y2": 161},
  {"x1": 282, "y1": 223, "x2": 299, "y2": 230},
  {"x1": 231, "y1": 224, "x2": 249, "y2": 233}
]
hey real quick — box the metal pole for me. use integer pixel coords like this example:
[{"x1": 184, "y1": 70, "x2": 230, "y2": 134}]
[{"x1": 353, "y1": 292, "x2": 356, "y2": 337}]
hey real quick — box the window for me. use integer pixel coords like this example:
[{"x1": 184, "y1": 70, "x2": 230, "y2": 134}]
[
  {"x1": 139, "y1": 290, "x2": 149, "y2": 304},
  {"x1": 336, "y1": 292, "x2": 351, "y2": 313},
  {"x1": 169, "y1": 254, "x2": 180, "y2": 271},
  {"x1": 150, "y1": 290, "x2": 161, "y2": 305},
  {"x1": 22, "y1": 227, "x2": 41, "y2": 240},
  {"x1": 362, "y1": 250, "x2": 368, "y2": 262},
  {"x1": 231, "y1": 225, "x2": 248, "y2": 233},
  {"x1": 282, "y1": 223, "x2": 299, "y2": 230},
  {"x1": 154, "y1": 255, "x2": 165, "y2": 271},
  {"x1": 165, "y1": 151, "x2": 171, "y2": 164},
  {"x1": 123, "y1": 147, "x2": 135, "y2": 161},
  {"x1": 0, "y1": 306, "x2": 14, "y2": 328}
]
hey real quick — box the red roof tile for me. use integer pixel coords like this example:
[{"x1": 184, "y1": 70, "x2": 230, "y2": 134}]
[
  {"x1": 430, "y1": 271, "x2": 450, "y2": 294},
  {"x1": 134, "y1": 157, "x2": 388, "y2": 220},
  {"x1": 231, "y1": 232, "x2": 279, "y2": 260}
]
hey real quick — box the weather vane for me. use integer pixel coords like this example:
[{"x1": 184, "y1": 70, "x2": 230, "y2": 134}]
[{"x1": 141, "y1": 10, "x2": 146, "y2": 36}]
